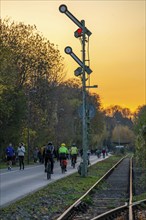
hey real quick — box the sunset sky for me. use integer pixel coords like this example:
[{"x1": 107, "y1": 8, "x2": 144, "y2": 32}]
[{"x1": 1, "y1": 0, "x2": 145, "y2": 112}]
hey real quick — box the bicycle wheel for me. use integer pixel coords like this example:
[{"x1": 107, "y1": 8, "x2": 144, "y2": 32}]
[
  {"x1": 73, "y1": 161, "x2": 75, "y2": 168},
  {"x1": 61, "y1": 160, "x2": 65, "y2": 173},
  {"x1": 47, "y1": 162, "x2": 51, "y2": 179},
  {"x1": 61, "y1": 164, "x2": 65, "y2": 173},
  {"x1": 47, "y1": 171, "x2": 51, "y2": 179},
  {"x1": 72, "y1": 157, "x2": 75, "y2": 168}
]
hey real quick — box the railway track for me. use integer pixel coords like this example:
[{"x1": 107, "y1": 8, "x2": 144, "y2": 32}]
[{"x1": 57, "y1": 156, "x2": 146, "y2": 220}]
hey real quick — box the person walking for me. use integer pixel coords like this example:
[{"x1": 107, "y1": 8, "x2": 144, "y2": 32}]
[
  {"x1": 33, "y1": 147, "x2": 39, "y2": 163},
  {"x1": 96, "y1": 149, "x2": 101, "y2": 158},
  {"x1": 102, "y1": 148, "x2": 106, "y2": 158},
  {"x1": 5, "y1": 143, "x2": 15, "y2": 171},
  {"x1": 17, "y1": 143, "x2": 25, "y2": 170}
]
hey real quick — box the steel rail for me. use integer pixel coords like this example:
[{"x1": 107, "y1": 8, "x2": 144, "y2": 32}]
[
  {"x1": 91, "y1": 156, "x2": 133, "y2": 220},
  {"x1": 91, "y1": 204, "x2": 128, "y2": 220},
  {"x1": 91, "y1": 199, "x2": 146, "y2": 220},
  {"x1": 129, "y1": 157, "x2": 133, "y2": 220},
  {"x1": 132, "y1": 198, "x2": 146, "y2": 206},
  {"x1": 57, "y1": 156, "x2": 127, "y2": 220}
]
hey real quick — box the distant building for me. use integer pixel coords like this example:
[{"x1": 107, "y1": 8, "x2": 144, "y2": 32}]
[{"x1": 115, "y1": 145, "x2": 124, "y2": 149}]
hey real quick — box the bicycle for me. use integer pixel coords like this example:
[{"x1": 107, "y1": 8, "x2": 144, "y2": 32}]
[
  {"x1": 71, "y1": 155, "x2": 76, "y2": 168},
  {"x1": 46, "y1": 159, "x2": 52, "y2": 179},
  {"x1": 60, "y1": 159, "x2": 67, "y2": 173}
]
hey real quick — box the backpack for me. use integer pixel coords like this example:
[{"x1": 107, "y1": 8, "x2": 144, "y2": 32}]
[{"x1": 45, "y1": 145, "x2": 53, "y2": 157}]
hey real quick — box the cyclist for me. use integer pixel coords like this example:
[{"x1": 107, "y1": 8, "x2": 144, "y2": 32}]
[
  {"x1": 70, "y1": 143, "x2": 78, "y2": 166},
  {"x1": 44, "y1": 142, "x2": 54, "y2": 174},
  {"x1": 59, "y1": 143, "x2": 68, "y2": 172}
]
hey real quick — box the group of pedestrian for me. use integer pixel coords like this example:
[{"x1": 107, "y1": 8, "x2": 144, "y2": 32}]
[
  {"x1": 5, "y1": 143, "x2": 26, "y2": 171},
  {"x1": 96, "y1": 148, "x2": 108, "y2": 158},
  {"x1": 5, "y1": 141, "x2": 79, "y2": 173}
]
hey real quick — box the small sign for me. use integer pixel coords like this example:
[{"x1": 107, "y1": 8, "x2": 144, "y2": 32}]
[{"x1": 78, "y1": 104, "x2": 96, "y2": 119}]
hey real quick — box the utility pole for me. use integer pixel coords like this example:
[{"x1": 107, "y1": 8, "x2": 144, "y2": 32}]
[
  {"x1": 59, "y1": 4, "x2": 92, "y2": 177},
  {"x1": 81, "y1": 20, "x2": 88, "y2": 176}
]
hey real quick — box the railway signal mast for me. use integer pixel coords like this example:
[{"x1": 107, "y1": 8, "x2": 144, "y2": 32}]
[{"x1": 59, "y1": 4, "x2": 92, "y2": 177}]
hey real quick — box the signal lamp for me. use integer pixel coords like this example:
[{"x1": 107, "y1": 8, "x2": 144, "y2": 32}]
[
  {"x1": 85, "y1": 66, "x2": 92, "y2": 75},
  {"x1": 59, "y1": 4, "x2": 67, "y2": 13},
  {"x1": 74, "y1": 28, "x2": 83, "y2": 38},
  {"x1": 64, "y1": 46, "x2": 72, "y2": 54},
  {"x1": 74, "y1": 67, "x2": 83, "y2": 77}
]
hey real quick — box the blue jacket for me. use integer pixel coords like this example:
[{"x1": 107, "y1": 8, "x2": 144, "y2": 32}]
[{"x1": 6, "y1": 146, "x2": 14, "y2": 157}]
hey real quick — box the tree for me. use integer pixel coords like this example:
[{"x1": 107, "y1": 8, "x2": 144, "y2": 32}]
[
  {"x1": 53, "y1": 78, "x2": 83, "y2": 146},
  {"x1": 111, "y1": 125, "x2": 135, "y2": 147},
  {"x1": 133, "y1": 105, "x2": 146, "y2": 168},
  {"x1": 104, "y1": 105, "x2": 133, "y2": 118},
  {"x1": 0, "y1": 18, "x2": 65, "y2": 155},
  {"x1": 86, "y1": 93, "x2": 105, "y2": 149},
  {"x1": 1, "y1": 18, "x2": 65, "y2": 88},
  {"x1": 0, "y1": 87, "x2": 26, "y2": 158},
  {"x1": 103, "y1": 105, "x2": 134, "y2": 150},
  {"x1": 134, "y1": 105, "x2": 146, "y2": 134},
  {"x1": 0, "y1": 18, "x2": 105, "y2": 160}
]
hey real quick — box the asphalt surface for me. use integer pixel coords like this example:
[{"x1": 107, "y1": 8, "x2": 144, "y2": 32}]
[{"x1": 0, "y1": 155, "x2": 109, "y2": 208}]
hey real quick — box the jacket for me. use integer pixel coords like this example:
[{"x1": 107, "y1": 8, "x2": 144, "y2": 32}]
[
  {"x1": 6, "y1": 146, "x2": 14, "y2": 157},
  {"x1": 18, "y1": 146, "x2": 25, "y2": 156},
  {"x1": 59, "y1": 146, "x2": 68, "y2": 154},
  {"x1": 70, "y1": 146, "x2": 78, "y2": 155}
]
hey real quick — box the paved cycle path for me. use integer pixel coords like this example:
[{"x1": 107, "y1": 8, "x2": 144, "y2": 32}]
[{"x1": 0, "y1": 155, "x2": 110, "y2": 207}]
